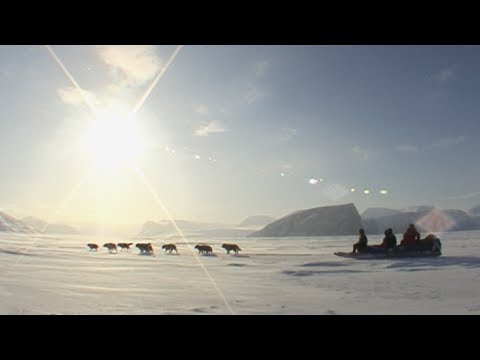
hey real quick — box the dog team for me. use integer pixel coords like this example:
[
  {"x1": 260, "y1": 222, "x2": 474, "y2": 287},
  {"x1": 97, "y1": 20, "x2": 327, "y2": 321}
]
[{"x1": 87, "y1": 242, "x2": 241, "y2": 255}]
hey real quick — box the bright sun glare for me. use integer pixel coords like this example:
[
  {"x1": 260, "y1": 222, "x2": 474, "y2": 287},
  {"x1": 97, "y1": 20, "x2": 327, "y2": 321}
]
[{"x1": 81, "y1": 107, "x2": 145, "y2": 172}]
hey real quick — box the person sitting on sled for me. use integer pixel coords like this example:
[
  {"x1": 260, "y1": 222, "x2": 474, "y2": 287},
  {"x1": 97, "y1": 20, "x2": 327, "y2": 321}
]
[
  {"x1": 352, "y1": 228, "x2": 368, "y2": 253},
  {"x1": 400, "y1": 224, "x2": 420, "y2": 247}
]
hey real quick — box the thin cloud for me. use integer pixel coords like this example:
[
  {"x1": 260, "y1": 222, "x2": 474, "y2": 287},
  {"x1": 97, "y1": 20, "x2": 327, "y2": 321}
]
[
  {"x1": 254, "y1": 60, "x2": 270, "y2": 77},
  {"x1": 322, "y1": 184, "x2": 349, "y2": 201},
  {"x1": 57, "y1": 86, "x2": 100, "y2": 107},
  {"x1": 279, "y1": 163, "x2": 293, "y2": 176},
  {"x1": 395, "y1": 144, "x2": 418, "y2": 152},
  {"x1": 396, "y1": 137, "x2": 466, "y2": 152},
  {"x1": 447, "y1": 191, "x2": 480, "y2": 200},
  {"x1": 194, "y1": 120, "x2": 229, "y2": 137},
  {"x1": 98, "y1": 45, "x2": 162, "y2": 87},
  {"x1": 195, "y1": 104, "x2": 209, "y2": 115},
  {"x1": 428, "y1": 136, "x2": 466, "y2": 149},
  {"x1": 242, "y1": 60, "x2": 270, "y2": 104},
  {"x1": 280, "y1": 163, "x2": 292, "y2": 172},
  {"x1": 244, "y1": 85, "x2": 267, "y2": 104},
  {"x1": 1, "y1": 67, "x2": 12, "y2": 78},
  {"x1": 433, "y1": 67, "x2": 455, "y2": 83},
  {"x1": 352, "y1": 145, "x2": 369, "y2": 161},
  {"x1": 279, "y1": 127, "x2": 297, "y2": 142}
]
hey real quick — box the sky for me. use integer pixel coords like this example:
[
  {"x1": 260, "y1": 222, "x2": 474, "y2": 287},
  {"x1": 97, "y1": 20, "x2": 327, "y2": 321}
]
[{"x1": 1, "y1": 45, "x2": 480, "y2": 225}]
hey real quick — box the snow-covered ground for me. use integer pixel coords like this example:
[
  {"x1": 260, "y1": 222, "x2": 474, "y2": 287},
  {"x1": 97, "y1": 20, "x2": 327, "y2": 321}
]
[{"x1": 1, "y1": 231, "x2": 480, "y2": 314}]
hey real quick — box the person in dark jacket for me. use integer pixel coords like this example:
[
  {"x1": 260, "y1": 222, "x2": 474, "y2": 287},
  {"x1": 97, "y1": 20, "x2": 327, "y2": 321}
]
[
  {"x1": 352, "y1": 228, "x2": 368, "y2": 253},
  {"x1": 383, "y1": 228, "x2": 397, "y2": 249},
  {"x1": 369, "y1": 228, "x2": 397, "y2": 253}
]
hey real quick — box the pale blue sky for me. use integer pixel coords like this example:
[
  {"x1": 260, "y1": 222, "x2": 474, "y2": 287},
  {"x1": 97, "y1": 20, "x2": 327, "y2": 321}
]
[{"x1": 1, "y1": 45, "x2": 479, "y2": 224}]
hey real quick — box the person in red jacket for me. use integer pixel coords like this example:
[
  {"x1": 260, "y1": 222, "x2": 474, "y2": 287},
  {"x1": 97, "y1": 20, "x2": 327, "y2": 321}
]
[{"x1": 400, "y1": 224, "x2": 420, "y2": 247}]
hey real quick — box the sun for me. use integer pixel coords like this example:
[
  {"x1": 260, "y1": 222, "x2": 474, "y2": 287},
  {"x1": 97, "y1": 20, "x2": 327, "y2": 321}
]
[{"x1": 81, "y1": 107, "x2": 145, "y2": 172}]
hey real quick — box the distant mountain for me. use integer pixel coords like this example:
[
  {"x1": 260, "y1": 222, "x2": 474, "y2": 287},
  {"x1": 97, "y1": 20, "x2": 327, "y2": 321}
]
[
  {"x1": 362, "y1": 207, "x2": 480, "y2": 235},
  {"x1": 238, "y1": 215, "x2": 276, "y2": 228},
  {"x1": 469, "y1": 205, "x2": 480, "y2": 216},
  {"x1": 193, "y1": 228, "x2": 255, "y2": 237},
  {"x1": 22, "y1": 217, "x2": 79, "y2": 235},
  {"x1": 0, "y1": 211, "x2": 35, "y2": 233},
  {"x1": 136, "y1": 219, "x2": 238, "y2": 237},
  {"x1": 401, "y1": 205, "x2": 435, "y2": 213},
  {"x1": 362, "y1": 210, "x2": 429, "y2": 235},
  {"x1": 361, "y1": 208, "x2": 402, "y2": 219},
  {"x1": 248, "y1": 203, "x2": 363, "y2": 237},
  {"x1": 135, "y1": 221, "x2": 164, "y2": 237}
]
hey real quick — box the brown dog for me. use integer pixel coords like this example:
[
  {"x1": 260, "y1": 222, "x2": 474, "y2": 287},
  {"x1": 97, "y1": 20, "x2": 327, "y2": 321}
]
[
  {"x1": 222, "y1": 243, "x2": 242, "y2": 255},
  {"x1": 87, "y1": 243, "x2": 99, "y2": 251},
  {"x1": 195, "y1": 244, "x2": 213, "y2": 255},
  {"x1": 136, "y1": 243, "x2": 154, "y2": 254},
  {"x1": 117, "y1": 242, "x2": 133, "y2": 251},
  {"x1": 103, "y1": 243, "x2": 117, "y2": 253},
  {"x1": 162, "y1": 244, "x2": 178, "y2": 254}
]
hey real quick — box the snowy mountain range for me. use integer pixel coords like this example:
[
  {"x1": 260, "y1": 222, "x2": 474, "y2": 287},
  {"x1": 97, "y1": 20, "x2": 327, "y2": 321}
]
[
  {"x1": 2, "y1": 202, "x2": 480, "y2": 237},
  {"x1": 136, "y1": 219, "x2": 257, "y2": 238},
  {"x1": 21, "y1": 217, "x2": 79, "y2": 235},
  {"x1": 0, "y1": 211, "x2": 36, "y2": 233},
  {"x1": 237, "y1": 215, "x2": 276, "y2": 228},
  {"x1": 248, "y1": 203, "x2": 362, "y2": 237},
  {"x1": 361, "y1": 206, "x2": 480, "y2": 234},
  {"x1": 0, "y1": 212, "x2": 78, "y2": 234}
]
